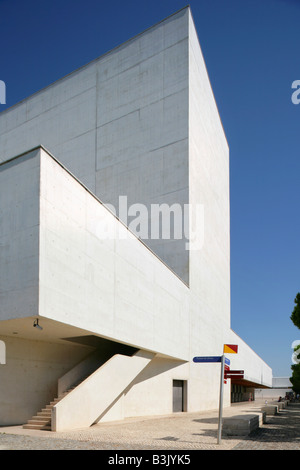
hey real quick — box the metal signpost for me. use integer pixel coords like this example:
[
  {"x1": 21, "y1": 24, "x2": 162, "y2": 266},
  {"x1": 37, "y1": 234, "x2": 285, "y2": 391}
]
[
  {"x1": 217, "y1": 354, "x2": 225, "y2": 444},
  {"x1": 0, "y1": 340, "x2": 5, "y2": 364},
  {"x1": 193, "y1": 344, "x2": 238, "y2": 445}
]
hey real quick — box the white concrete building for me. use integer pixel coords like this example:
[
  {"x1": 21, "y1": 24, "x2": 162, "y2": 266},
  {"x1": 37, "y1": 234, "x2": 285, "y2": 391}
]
[
  {"x1": 256, "y1": 377, "x2": 293, "y2": 401},
  {"x1": 0, "y1": 7, "x2": 272, "y2": 431}
]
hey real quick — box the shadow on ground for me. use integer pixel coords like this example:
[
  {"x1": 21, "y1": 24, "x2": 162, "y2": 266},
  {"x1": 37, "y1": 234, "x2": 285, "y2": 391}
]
[{"x1": 232, "y1": 403, "x2": 300, "y2": 449}]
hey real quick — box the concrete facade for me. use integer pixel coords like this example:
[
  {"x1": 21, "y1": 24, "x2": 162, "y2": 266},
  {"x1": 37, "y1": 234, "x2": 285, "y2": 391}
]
[
  {"x1": 0, "y1": 7, "x2": 272, "y2": 430},
  {"x1": 256, "y1": 377, "x2": 293, "y2": 400}
]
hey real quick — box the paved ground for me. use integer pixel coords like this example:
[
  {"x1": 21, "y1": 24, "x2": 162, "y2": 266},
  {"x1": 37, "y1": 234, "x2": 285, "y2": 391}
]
[{"x1": 0, "y1": 400, "x2": 299, "y2": 451}]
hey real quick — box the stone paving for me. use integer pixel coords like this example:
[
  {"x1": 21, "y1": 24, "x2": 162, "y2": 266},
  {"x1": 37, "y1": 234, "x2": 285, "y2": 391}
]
[
  {"x1": 0, "y1": 400, "x2": 299, "y2": 451},
  {"x1": 233, "y1": 402, "x2": 300, "y2": 450}
]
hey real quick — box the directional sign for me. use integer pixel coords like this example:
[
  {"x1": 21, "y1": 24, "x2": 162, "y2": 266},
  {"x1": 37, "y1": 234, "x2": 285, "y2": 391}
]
[
  {"x1": 225, "y1": 370, "x2": 244, "y2": 375},
  {"x1": 193, "y1": 356, "x2": 222, "y2": 363},
  {"x1": 225, "y1": 374, "x2": 244, "y2": 380},
  {"x1": 224, "y1": 369, "x2": 244, "y2": 381},
  {"x1": 193, "y1": 353, "x2": 233, "y2": 445},
  {"x1": 224, "y1": 344, "x2": 238, "y2": 354},
  {"x1": 225, "y1": 370, "x2": 244, "y2": 380}
]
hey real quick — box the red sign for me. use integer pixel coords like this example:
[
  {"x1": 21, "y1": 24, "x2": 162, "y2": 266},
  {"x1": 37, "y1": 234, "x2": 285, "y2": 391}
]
[
  {"x1": 224, "y1": 369, "x2": 244, "y2": 380},
  {"x1": 225, "y1": 370, "x2": 244, "y2": 375},
  {"x1": 224, "y1": 344, "x2": 238, "y2": 354},
  {"x1": 225, "y1": 374, "x2": 244, "y2": 379}
]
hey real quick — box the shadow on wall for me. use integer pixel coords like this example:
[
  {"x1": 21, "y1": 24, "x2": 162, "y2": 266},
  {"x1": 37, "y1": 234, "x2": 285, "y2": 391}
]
[{"x1": 93, "y1": 355, "x2": 187, "y2": 423}]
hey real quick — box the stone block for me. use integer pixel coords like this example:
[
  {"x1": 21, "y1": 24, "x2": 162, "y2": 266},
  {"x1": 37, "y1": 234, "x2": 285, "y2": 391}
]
[
  {"x1": 261, "y1": 405, "x2": 278, "y2": 415},
  {"x1": 222, "y1": 414, "x2": 260, "y2": 436},
  {"x1": 259, "y1": 411, "x2": 267, "y2": 425}
]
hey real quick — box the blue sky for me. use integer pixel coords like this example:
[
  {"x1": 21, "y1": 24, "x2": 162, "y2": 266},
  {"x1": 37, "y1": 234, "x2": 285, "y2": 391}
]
[{"x1": 0, "y1": 0, "x2": 299, "y2": 377}]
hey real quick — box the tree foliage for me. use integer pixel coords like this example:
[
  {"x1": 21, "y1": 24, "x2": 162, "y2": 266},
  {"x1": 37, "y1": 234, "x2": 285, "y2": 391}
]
[
  {"x1": 291, "y1": 293, "x2": 300, "y2": 330},
  {"x1": 290, "y1": 294, "x2": 300, "y2": 394},
  {"x1": 290, "y1": 363, "x2": 300, "y2": 394}
]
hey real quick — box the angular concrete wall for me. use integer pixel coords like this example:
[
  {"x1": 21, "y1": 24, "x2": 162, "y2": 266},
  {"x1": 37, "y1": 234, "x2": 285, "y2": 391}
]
[
  {"x1": 39, "y1": 148, "x2": 190, "y2": 360},
  {"x1": 0, "y1": 147, "x2": 190, "y2": 361},
  {"x1": 226, "y1": 329, "x2": 273, "y2": 388},
  {"x1": 0, "y1": 8, "x2": 190, "y2": 284},
  {"x1": 188, "y1": 8, "x2": 231, "y2": 332},
  {"x1": 185, "y1": 9, "x2": 232, "y2": 411},
  {"x1": 100, "y1": 356, "x2": 189, "y2": 421},
  {"x1": 52, "y1": 350, "x2": 154, "y2": 431},
  {"x1": 0, "y1": 150, "x2": 40, "y2": 321}
]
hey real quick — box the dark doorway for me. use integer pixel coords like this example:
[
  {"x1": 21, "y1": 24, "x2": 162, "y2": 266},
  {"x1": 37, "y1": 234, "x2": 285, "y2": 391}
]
[{"x1": 173, "y1": 380, "x2": 185, "y2": 412}]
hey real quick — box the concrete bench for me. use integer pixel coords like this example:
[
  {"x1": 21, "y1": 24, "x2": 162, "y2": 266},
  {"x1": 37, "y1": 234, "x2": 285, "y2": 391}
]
[
  {"x1": 271, "y1": 400, "x2": 288, "y2": 409},
  {"x1": 261, "y1": 405, "x2": 278, "y2": 415},
  {"x1": 258, "y1": 411, "x2": 267, "y2": 425},
  {"x1": 222, "y1": 414, "x2": 260, "y2": 436}
]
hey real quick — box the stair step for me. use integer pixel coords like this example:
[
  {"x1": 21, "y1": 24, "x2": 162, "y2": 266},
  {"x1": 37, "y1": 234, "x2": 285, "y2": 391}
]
[
  {"x1": 23, "y1": 376, "x2": 88, "y2": 431},
  {"x1": 36, "y1": 415, "x2": 51, "y2": 420},
  {"x1": 31, "y1": 415, "x2": 51, "y2": 421},
  {"x1": 27, "y1": 419, "x2": 50, "y2": 425},
  {"x1": 23, "y1": 424, "x2": 51, "y2": 431},
  {"x1": 37, "y1": 410, "x2": 52, "y2": 416}
]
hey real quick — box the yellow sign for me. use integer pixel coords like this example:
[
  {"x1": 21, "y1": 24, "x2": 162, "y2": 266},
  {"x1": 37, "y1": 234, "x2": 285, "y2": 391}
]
[{"x1": 224, "y1": 344, "x2": 238, "y2": 354}]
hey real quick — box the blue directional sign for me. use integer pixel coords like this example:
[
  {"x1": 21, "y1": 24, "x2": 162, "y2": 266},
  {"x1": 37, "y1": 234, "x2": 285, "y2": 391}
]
[{"x1": 193, "y1": 356, "x2": 222, "y2": 363}]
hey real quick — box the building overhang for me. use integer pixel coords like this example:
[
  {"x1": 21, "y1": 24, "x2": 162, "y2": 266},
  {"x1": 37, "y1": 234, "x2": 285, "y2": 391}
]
[
  {"x1": 0, "y1": 147, "x2": 190, "y2": 361},
  {"x1": 230, "y1": 377, "x2": 271, "y2": 389}
]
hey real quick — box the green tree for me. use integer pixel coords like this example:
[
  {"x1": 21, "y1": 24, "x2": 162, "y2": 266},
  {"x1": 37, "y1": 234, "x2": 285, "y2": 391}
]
[
  {"x1": 290, "y1": 295, "x2": 300, "y2": 395},
  {"x1": 290, "y1": 363, "x2": 300, "y2": 394},
  {"x1": 291, "y1": 293, "x2": 300, "y2": 329}
]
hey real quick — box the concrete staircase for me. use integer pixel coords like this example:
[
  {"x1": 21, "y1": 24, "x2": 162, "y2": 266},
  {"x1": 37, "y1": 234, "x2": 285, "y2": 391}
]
[
  {"x1": 52, "y1": 350, "x2": 155, "y2": 432},
  {"x1": 23, "y1": 389, "x2": 73, "y2": 431},
  {"x1": 23, "y1": 350, "x2": 154, "y2": 432}
]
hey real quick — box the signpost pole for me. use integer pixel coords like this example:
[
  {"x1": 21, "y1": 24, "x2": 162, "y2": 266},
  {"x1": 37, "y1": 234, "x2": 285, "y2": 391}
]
[
  {"x1": 193, "y1": 345, "x2": 238, "y2": 446},
  {"x1": 217, "y1": 354, "x2": 225, "y2": 444},
  {"x1": 0, "y1": 340, "x2": 5, "y2": 365}
]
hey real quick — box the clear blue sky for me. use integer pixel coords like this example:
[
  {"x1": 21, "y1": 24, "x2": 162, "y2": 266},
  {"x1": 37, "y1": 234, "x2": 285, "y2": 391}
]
[{"x1": 0, "y1": 0, "x2": 299, "y2": 377}]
